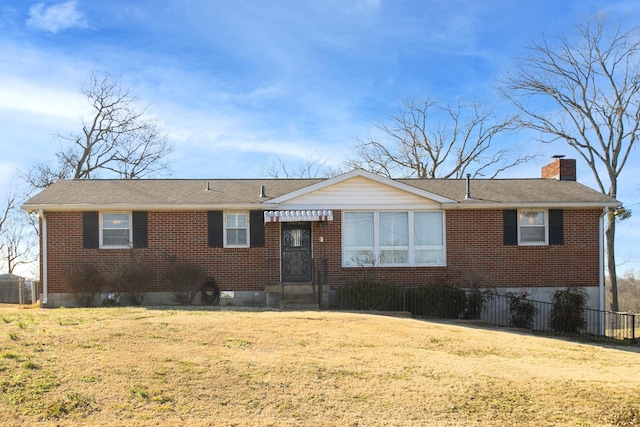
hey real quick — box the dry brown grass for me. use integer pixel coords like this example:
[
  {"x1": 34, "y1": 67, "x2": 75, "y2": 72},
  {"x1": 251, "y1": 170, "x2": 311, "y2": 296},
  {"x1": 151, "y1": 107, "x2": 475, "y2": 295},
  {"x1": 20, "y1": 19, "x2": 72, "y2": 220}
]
[{"x1": 2, "y1": 305, "x2": 640, "y2": 426}]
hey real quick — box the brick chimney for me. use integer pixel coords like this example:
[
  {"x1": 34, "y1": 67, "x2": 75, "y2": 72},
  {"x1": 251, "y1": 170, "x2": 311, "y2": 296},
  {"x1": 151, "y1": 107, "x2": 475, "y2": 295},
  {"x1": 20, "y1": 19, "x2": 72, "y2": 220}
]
[{"x1": 542, "y1": 156, "x2": 576, "y2": 181}]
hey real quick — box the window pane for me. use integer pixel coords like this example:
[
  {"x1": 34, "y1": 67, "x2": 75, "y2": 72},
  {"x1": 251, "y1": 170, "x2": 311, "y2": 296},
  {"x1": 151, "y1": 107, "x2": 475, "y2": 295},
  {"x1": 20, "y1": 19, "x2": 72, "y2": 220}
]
[
  {"x1": 520, "y1": 227, "x2": 545, "y2": 243},
  {"x1": 345, "y1": 250, "x2": 375, "y2": 266},
  {"x1": 379, "y1": 212, "x2": 408, "y2": 246},
  {"x1": 227, "y1": 229, "x2": 247, "y2": 246},
  {"x1": 103, "y1": 213, "x2": 129, "y2": 229},
  {"x1": 227, "y1": 213, "x2": 247, "y2": 228},
  {"x1": 519, "y1": 211, "x2": 545, "y2": 226},
  {"x1": 226, "y1": 212, "x2": 248, "y2": 246},
  {"x1": 103, "y1": 229, "x2": 129, "y2": 246},
  {"x1": 101, "y1": 213, "x2": 130, "y2": 247},
  {"x1": 415, "y1": 249, "x2": 444, "y2": 264},
  {"x1": 414, "y1": 212, "x2": 443, "y2": 246},
  {"x1": 519, "y1": 210, "x2": 546, "y2": 244},
  {"x1": 344, "y1": 212, "x2": 374, "y2": 246},
  {"x1": 344, "y1": 212, "x2": 374, "y2": 266},
  {"x1": 380, "y1": 249, "x2": 408, "y2": 264}
]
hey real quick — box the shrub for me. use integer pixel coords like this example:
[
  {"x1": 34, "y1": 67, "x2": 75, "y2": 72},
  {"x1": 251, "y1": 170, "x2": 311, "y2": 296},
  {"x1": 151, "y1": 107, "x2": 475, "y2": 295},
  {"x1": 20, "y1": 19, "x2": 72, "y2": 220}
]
[
  {"x1": 106, "y1": 253, "x2": 154, "y2": 306},
  {"x1": 462, "y1": 289, "x2": 493, "y2": 320},
  {"x1": 60, "y1": 264, "x2": 102, "y2": 307},
  {"x1": 336, "y1": 280, "x2": 401, "y2": 311},
  {"x1": 404, "y1": 285, "x2": 468, "y2": 319},
  {"x1": 550, "y1": 287, "x2": 587, "y2": 334},
  {"x1": 166, "y1": 263, "x2": 207, "y2": 305},
  {"x1": 507, "y1": 292, "x2": 538, "y2": 329}
]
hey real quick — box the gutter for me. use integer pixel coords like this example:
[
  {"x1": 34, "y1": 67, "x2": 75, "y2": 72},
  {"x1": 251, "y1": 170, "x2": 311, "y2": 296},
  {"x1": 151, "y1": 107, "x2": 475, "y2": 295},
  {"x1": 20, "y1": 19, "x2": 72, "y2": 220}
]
[
  {"x1": 443, "y1": 201, "x2": 621, "y2": 210},
  {"x1": 38, "y1": 209, "x2": 48, "y2": 306}
]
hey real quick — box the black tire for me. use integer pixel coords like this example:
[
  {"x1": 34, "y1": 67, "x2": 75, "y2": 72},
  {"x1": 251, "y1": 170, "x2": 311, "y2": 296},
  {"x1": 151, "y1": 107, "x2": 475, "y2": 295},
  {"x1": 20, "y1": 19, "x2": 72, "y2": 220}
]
[{"x1": 201, "y1": 280, "x2": 220, "y2": 306}]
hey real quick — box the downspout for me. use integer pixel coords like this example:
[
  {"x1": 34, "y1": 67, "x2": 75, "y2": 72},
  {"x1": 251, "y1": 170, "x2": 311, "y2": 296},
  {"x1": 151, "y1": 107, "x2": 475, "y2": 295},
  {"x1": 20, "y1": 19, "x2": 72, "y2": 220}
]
[
  {"x1": 39, "y1": 209, "x2": 48, "y2": 306},
  {"x1": 599, "y1": 207, "x2": 607, "y2": 332}
]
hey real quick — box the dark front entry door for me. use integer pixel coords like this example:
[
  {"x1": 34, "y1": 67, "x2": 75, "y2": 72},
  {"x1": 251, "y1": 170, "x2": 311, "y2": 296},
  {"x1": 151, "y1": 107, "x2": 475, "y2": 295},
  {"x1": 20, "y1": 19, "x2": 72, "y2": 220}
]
[{"x1": 281, "y1": 222, "x2": 312, "y2": 283}]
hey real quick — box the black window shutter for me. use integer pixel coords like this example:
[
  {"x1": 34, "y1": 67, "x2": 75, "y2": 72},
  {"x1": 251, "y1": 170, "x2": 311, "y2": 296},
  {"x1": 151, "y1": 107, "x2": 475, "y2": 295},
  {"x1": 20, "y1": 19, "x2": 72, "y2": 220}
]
[
  {"x1": 250, "y1": 210, "x2": 265, "y2": 247},
  {"x1": 503, "y1": 210, "x2": 518, "y2": 246},
  {"x1": 132, "y1": 211, "x2": 148, "y2": 248},
  {"x1": 83, "y1": 211, "x2": 99, "y2": 249},
  {"x1": 208, "y1": 211, "x2": 223, "y2": 248},
  {"x1": 548, "y1": 209, "x2": 564, "y2": 245}
]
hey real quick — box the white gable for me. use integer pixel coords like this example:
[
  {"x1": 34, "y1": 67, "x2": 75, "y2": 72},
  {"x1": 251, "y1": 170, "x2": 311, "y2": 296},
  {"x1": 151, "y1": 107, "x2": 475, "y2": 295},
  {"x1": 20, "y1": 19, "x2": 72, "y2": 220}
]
[{"x1": 277, "y1": 175, "x2": 443, "y2": 210}]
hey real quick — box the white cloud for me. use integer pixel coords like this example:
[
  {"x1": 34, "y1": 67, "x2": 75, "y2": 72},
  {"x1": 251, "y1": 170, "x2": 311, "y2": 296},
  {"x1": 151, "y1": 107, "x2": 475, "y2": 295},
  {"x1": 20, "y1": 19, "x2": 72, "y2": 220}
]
[
  {"x1": 27, "y1": 1, "x2": 87, "y2": 34},
  {"x1": 0, "y1": 78, "x2": 85, "y2": 120}
]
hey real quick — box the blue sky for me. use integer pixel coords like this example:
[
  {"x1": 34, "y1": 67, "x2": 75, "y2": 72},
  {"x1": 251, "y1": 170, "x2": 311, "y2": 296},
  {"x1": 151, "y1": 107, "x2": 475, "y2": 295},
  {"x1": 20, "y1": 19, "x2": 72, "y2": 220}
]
[{"x1": 1, "y1": 0, "x2": 640, "y2": 274}]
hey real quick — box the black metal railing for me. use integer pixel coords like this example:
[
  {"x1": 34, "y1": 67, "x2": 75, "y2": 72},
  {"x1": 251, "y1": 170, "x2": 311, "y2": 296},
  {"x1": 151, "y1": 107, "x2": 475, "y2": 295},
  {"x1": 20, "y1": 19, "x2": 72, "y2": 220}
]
[{"x1": 331, "y1": 284, "x2": 640, "y2": 344}]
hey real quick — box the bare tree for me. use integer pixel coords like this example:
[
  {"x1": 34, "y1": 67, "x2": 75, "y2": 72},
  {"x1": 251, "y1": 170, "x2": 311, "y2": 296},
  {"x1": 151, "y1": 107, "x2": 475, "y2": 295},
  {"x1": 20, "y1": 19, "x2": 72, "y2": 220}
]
[
  {"x1": 502, "y1": 16, "x2": 639, "y2": 311},
  {"x1": 24, "y1": 72, "x2": 172, "y2": 189},
  {"x1": 0, "y1": 191, "x2": 15, "y2": 267},
  {"x1": 0, "y1": 183, "x2": 40, "y2": 274},
  {"x1": 2, "y1": 213, "x2": 39, "y2": 274},
  {"x1": 261, "y1": 154, "x2": 334, "y2": 178},
  {"x1": 348, "y1": 98, "x2": 535, "y2": 179}
]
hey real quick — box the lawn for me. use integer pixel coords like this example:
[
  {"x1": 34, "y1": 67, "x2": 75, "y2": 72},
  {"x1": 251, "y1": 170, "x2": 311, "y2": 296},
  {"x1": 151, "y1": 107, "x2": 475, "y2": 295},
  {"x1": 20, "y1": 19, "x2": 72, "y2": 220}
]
[{"x1": 1, "y1": 304, "x2": 640, "y2": 426}]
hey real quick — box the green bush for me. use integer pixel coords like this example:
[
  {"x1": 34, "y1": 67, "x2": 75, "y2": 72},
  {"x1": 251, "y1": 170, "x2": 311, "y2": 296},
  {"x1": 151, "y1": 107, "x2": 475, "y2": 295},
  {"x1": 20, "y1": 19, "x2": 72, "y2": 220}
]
[
  {"x1": 550, "y1": 287, "x2": 587, "y2": 334},
  {"x1": 404, "y1": 286, "x2": 467, "y2": 319},
  {"x1": 60, "y1": 264, "x2": 102, "y2": 307},
  {"x1": 336, "y1": 280, "x2": 401, "y2": 311},
  {"x1": 507, "y1": 292, "x2": 538, "y2": 329}
]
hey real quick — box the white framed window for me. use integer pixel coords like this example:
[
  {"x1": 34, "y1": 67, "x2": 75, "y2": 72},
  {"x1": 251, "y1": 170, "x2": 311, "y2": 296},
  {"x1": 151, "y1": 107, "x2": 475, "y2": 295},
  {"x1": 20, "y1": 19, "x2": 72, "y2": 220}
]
[
  {"x1": 414, "y1": 211, "x2": 444, "y2": 263},
  {"x1": 343, "y1": 211, "x2": 445, "y2": 267},
  {"x1": 518, "y1": 209, "x2": 548, "y2": 245},
  {"x1": 100, "y1": 212, "x2": 132, "y2": 248},
  {"x1": 379, "y1": 212, "x2": 409, "y2": 265},
  {"x1": 225, "y1": 212, "x2": 249, "y2": 247},
  {"x1": 343, "y1": 212, "x2": 375, "y2": 265}
]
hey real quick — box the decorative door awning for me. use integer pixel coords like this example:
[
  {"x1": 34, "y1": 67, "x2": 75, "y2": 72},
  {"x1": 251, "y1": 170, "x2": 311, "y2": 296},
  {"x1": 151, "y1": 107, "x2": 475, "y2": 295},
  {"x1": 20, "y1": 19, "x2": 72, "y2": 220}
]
[{"x1": 264, "y1": 210, "x2": 333, "y2": 223}]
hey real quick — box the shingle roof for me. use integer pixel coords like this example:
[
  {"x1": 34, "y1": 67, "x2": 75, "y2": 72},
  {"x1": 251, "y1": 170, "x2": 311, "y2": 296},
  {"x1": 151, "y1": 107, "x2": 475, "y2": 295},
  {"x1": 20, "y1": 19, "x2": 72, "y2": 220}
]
[
  {"x1": 23, "y1": 179, "x2": 321, "y2": 207},
  {"x1": 21, "y1": 172, "x2": 619, "y2": 211},
  {"x1": 399, "y1": 178, "x2": 618, "y2": 205}
]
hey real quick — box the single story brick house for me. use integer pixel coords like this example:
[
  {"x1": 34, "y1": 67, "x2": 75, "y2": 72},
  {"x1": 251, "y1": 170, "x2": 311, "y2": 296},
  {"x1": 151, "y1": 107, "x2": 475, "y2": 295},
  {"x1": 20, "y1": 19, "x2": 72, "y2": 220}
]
[{"x1": 21, "y1": 158, "x2": 619, "y2": 309}]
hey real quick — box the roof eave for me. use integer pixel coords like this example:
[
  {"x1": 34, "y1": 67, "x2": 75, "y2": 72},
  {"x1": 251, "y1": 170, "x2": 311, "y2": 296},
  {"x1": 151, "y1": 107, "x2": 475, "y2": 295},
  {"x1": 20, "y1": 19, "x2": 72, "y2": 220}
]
[
  {"x1": 22, "y1": 200, "x2": 620, "y2": 213},
  {"x1": 443, "y1": 201, "x2": 621, "y2": 210},
  {"x1": 21, "y1": 202, "x2": 280, "y2": 213}
]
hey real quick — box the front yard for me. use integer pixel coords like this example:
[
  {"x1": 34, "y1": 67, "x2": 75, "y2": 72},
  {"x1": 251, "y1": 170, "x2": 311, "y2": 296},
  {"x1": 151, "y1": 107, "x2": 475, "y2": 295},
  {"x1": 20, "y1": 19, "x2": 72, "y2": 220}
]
[{"x1": 1, "y1": 305, "x2": 640, "y2": 426}]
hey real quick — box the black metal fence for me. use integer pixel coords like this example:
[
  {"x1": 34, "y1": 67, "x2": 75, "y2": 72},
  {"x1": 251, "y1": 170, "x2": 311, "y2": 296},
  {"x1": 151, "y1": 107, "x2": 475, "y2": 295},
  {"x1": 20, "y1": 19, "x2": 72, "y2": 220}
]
[{"x1": 331, "y1": 283, "x2": 640, "y2": 344}]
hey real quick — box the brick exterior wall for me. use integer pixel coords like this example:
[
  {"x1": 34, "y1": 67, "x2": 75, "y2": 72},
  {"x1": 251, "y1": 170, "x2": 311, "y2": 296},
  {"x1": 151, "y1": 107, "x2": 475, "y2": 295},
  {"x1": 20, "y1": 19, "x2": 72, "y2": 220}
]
[{"x1": 41, "y1": 208, "x2": 602, "y2": 299}]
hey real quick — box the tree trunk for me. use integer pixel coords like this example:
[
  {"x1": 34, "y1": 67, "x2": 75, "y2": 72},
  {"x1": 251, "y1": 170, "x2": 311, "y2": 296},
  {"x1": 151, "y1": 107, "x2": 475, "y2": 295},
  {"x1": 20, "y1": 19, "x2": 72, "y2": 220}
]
[{"x1": 606, "y1": 212, "x2": 618, "y2": 312}]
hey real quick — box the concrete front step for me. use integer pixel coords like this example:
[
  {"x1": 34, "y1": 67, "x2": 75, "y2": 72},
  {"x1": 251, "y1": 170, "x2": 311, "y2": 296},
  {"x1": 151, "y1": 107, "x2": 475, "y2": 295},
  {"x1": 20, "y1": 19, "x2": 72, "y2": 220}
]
[
  {"x1": 280, "y1": 293, "x2": 317, "y2": 301},
  {"x1": 265, "y1": 282, "x2": 319, "y2": 309},
  {"x1": 265, "y1": 283, "x2": 316, "y2": 293},
  {"x1": 280, "y1": 303, "x2": 320, "y2": 311},
  {"x1": 280, "y1": 302, "x2": 320, "y2": 310}
]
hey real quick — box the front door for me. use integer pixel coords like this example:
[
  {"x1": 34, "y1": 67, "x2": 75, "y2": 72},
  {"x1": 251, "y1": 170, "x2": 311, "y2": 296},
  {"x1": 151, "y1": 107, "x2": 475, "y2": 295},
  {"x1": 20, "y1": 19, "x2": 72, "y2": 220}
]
[{"x1": 281, "y1": 222, "x2": 312, "y2": 283}]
